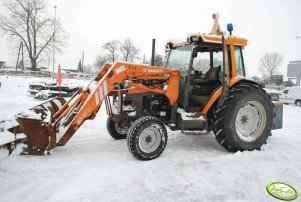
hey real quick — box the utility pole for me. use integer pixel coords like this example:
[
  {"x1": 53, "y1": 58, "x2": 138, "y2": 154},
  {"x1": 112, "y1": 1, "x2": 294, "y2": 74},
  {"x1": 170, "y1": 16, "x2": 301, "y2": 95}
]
[
  {"x1": 81, "y1": 51, "x2": 84, "y2": 74},
  {"x1": 295, "y1": 36, "x2": 301, "y2": 86},
  {"x1": 52, "y1": 5, "x2": 57, "y2": 79},
  {"x1": 47, "y1": 57, "x2": 50, "y2": 77}
]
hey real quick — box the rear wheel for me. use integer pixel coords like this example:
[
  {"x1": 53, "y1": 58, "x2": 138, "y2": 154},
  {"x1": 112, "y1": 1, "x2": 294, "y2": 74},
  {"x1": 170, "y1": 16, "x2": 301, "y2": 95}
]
[
  {"x1": 106, "y1": 117, "x2": 128, "y2": 140},
  {"x1": 127, "y1": 116, "x2": 167, "y2": 160},
  {"x1": 212, "y1": 83, "x2": 273, "y2": 152}
]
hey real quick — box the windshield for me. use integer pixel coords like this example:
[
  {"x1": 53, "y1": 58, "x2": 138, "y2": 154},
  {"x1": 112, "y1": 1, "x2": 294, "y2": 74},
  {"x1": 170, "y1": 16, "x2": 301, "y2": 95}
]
[{"x1": 166, "y1": 45, "x2": 193, "y2": 75}]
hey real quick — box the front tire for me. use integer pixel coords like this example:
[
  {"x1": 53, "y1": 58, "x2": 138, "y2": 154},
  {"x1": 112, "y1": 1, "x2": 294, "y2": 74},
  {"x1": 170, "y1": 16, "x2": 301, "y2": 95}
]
[
  {"x1": 127, "y1": 116, "x2": 168, "y2": 160},
  {"x1": 212, "y1": 83, "x2": 273, "y2": 152},
  {"x1": 106, "y1": 117, "x2": 128, "y2": 140},
  {"x1": 295, "y1": 100, "x2": 301, "y2": 107}
]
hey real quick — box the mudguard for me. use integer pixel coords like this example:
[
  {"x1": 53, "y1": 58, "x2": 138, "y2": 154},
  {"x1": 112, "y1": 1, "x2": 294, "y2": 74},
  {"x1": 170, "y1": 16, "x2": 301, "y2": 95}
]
[{"x1": 272, "y1": 102, "x2": 283, "y2": 130}]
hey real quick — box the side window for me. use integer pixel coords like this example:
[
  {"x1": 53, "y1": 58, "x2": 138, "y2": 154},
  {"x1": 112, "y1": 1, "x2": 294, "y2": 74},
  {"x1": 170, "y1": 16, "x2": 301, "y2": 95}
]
[
  {"x1": 234, "y1": 46, "x2": 245, "y2": 76},
  {"x1": 283, "y1": 89, "x2": 289, "y2": 94},
  {"x1": 192, "y1": 52, "x2": 210, "y2": 73},
  {"x1": 213, "y1": 50, "x2": 223, "y2": 69}
]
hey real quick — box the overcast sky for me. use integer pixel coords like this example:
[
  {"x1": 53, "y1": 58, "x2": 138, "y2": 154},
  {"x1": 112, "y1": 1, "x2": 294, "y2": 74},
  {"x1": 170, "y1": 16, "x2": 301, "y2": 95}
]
[{"x1": 0, "y1": 0, "x2": 301, "y2": 77}]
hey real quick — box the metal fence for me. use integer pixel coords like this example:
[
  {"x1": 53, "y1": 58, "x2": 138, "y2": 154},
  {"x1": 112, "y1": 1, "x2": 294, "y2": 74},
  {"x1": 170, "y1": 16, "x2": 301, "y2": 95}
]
[{"x1": 0, "y1": 69, "x2": 94, "y2": 79}]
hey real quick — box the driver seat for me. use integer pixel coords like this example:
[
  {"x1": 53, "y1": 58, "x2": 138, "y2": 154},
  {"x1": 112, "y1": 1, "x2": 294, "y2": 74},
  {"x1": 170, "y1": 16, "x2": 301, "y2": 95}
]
[{"x1": 191, "y1": 66, "x2": 221, "y2": 85}]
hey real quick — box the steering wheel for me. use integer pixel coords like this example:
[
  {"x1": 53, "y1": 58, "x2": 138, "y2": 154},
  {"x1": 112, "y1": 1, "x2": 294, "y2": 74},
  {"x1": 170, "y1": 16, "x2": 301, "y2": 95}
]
[{"x1": 192, "y1": 67, "x2": 202, "y2": 76}]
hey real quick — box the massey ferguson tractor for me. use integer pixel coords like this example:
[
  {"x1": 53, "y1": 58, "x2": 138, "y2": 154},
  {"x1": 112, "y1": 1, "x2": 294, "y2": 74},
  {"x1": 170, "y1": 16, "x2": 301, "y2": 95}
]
[{"x1": 0, "y1": 19, "x2": 283, "y2": 161}]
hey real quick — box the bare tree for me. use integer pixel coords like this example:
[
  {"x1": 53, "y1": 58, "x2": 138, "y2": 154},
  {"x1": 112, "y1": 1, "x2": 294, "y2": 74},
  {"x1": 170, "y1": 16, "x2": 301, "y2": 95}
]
[
  {"x1": 151, "y1": 54, "x2": 165, "y2": 67},
  {"x1": 102, "y1": 40, "x2": 120, "y2": 63},
  {"x1": 120, "y1": 38, "x2": 140, "y2": 62},
  {"x1": 0, "y1": 0, "x2": 67, "y2": 71},
  {"x1": 143, "y1": 54, "x2": 165, "y2": 66},
  {"x1": 259, "y1": 52, "x2": 283, "y2": 82},
  {"x1": 94, "y1": 54, "x2": 109, "y2": 68}
]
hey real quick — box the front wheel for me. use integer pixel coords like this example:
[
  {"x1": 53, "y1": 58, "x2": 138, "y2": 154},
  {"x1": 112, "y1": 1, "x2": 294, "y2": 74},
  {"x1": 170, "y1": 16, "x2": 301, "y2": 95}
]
[
  {"x1": 212, "y1": 84, "x2": 273, "y2": 152},
  {"x1": 295, "y1": 100, "x2": 301, "y2": 107},
  {"x1": 127, "y1": 116, "x2": 168, "y2": 160},
  {"x1": 106, "y1": 117, "x2": 128, "y2": 140}
]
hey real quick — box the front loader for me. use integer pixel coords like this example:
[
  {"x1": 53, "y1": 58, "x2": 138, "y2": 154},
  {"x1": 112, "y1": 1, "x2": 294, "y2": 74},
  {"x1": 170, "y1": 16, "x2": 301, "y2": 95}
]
[{"x1": 0, "y1": 20, "x2": 283, "y2": 161}]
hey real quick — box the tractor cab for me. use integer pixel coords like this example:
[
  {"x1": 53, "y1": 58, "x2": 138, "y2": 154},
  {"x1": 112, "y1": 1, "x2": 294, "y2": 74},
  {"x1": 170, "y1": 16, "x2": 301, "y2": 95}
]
[{"x1": 165, "y1": 34, "x2": 247, "y2": 112}]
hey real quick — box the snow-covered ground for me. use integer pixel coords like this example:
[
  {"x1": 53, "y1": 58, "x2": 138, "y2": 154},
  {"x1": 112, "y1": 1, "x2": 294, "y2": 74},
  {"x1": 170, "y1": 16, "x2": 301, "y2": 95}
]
[{"x1": 0, "y1": 76, "x2": 300, "y2": 202}]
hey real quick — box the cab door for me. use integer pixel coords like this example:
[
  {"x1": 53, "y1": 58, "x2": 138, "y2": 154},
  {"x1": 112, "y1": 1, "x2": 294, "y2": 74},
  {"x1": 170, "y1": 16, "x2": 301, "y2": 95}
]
[{"x1": 165, "y1": 45, "x2": 193, "y2": 108}]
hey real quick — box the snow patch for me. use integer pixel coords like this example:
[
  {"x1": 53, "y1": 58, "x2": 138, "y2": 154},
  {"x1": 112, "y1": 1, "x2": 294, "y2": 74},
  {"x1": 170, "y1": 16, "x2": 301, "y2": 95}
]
[
  {"x1": 16, "y1": 110, "x2": 42, "y2": 120},
  {"x1": 0, "y1": 76, "x2": 300, "y2": 202},
  {"x1": 177, "y1": 108, "x2": 205, "y2": 121}
]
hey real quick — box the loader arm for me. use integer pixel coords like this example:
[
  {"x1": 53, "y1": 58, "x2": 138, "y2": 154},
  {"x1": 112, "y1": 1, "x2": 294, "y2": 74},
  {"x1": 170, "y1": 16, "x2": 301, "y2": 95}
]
[
  {"x1": 54, "y1": 62, "x2": 179, "y2": 147},
  {"x1": 3, "y1": 62, "x2": 179, "y2": 155}
]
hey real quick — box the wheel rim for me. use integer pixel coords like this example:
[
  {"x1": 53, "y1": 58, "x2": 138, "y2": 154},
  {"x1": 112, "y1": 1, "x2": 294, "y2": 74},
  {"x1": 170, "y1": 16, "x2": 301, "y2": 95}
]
[
  {"x1": 296, "y1": 101, "x2": 301, "y2": 107},
  {"x1": 138, "y1": 125, "x2": 161, "y2": 153},
  {"x1": 235, "y1": 101, "x2": 266, "y2": 142},
  {"x1": 115, "y1": 123, "x2": 128, "y2": 135}
]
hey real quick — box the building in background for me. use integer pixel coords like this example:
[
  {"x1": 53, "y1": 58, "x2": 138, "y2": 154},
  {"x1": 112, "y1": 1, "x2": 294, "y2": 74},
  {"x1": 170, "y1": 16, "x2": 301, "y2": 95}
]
[
  {"x1": 288, "y1": 60, "x2": 301, "y2": 86},
  {"x1": 0, "y1": 61, "x2": 5, "y2": 69}
]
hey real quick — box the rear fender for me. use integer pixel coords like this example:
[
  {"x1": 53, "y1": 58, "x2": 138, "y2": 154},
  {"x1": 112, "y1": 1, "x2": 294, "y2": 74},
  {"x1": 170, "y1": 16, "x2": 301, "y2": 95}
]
[
  {"x1": 272, "y1": 101, "x2": 283, "y2": 130},
  {"x1": 202, "y1": 77, "x2": 261, "y2": 113}
]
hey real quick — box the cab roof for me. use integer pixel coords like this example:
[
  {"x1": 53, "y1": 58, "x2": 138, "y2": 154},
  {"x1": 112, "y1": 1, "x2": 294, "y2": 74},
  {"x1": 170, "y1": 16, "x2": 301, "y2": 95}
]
[{"x1": 169, "y1": 33, "x2": 248, "y2": 48}]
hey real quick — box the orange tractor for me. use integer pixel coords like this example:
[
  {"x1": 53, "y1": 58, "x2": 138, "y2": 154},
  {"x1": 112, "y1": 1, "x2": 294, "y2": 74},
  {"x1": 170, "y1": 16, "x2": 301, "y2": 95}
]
[{"x1": 0, "y1": 20, "x2": 283, "y2": 161}]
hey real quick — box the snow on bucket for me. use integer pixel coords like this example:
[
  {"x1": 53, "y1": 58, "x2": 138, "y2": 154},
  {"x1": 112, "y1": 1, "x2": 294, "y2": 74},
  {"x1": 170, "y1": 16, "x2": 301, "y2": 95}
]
[{"x1": 0, "y1": 98, "x2": 66, "y2": 156}]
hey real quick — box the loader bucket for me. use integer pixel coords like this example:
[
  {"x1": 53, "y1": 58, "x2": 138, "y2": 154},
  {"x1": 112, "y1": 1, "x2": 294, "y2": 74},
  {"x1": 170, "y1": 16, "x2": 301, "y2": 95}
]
[
  {"x1": 0, "y1": 98, "x2": 66, "y2": 158},
  {"x1": 16, "y1": 117, "x2": 52, "y2": 155}
]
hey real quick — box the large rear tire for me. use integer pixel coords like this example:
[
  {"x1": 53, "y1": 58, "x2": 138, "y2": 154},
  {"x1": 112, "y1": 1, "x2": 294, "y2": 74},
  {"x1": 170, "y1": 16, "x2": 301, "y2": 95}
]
[
  {"x1": 127, "y1": 116, "x2": 167, "y2": 160},
  {"x1": 212, "y1": 83, "x2": 273, "y2": 152},
  {"x1": 106, "y1": 117, "x2": 128, "y2": 140}
]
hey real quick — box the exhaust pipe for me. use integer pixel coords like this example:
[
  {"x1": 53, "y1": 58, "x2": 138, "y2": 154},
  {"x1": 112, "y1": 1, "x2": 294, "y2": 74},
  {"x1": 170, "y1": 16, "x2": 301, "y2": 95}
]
[{"x1": 151, "y1": 38, "x2": 156, "y2": 66}]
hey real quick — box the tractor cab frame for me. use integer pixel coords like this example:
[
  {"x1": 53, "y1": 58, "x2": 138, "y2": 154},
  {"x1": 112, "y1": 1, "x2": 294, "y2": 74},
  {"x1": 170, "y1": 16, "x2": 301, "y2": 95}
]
[{"x1": 166, "y1": 34, "x2": 250, "y2": 113}]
